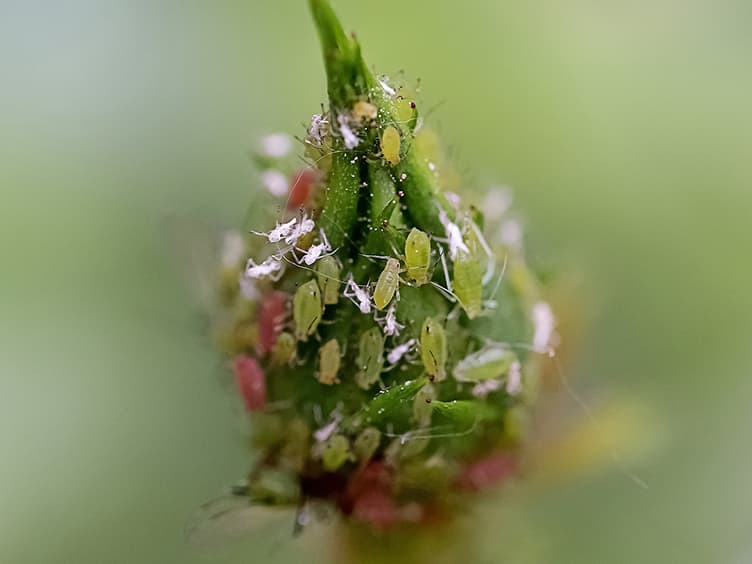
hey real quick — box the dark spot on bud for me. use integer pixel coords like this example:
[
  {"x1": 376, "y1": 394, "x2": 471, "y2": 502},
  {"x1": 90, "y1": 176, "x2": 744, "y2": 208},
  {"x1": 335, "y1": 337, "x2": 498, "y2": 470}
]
[{"x1": 410, "y1": 101, "x2": 416, "y2": 109}]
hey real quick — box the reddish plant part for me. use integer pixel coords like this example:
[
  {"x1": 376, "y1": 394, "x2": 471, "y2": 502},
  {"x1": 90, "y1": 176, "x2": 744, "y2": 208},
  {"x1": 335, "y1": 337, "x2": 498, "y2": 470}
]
[
  {"x1": 352, "y1": 490, "x2": 400, "y2": 529},
  {"x1": 454, "y1": 451, "x2": 518, "y2": 492},
  {"x1": 288, "y1": 168, "x2": 318, "y2": 210},
  {"x1": 346, "y1": 461, "x2": 400, "y2": 529},
  {"x1": 233, "y1": 355, "x2": 266, "y2": 411},
  {"x1": 257, "y1": 291, "x2": 287, "y2": 356}
]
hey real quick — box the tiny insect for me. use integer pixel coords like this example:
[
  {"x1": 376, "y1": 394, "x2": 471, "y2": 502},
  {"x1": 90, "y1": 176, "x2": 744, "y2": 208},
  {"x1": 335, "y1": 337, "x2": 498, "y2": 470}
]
[
  {"x1": 453, "y1": 247, "x2": 483, "y2": 319},
  {"x1": 386, "y1": 337, "x2": 415, "y2": 365},
  {"x1": 376, "y1": 303, "x2": 404, "y2": 337},
  {"x1": 252, "y1": 217, "x2": 297, "y2": 244},
  {"x1": 233, "y1": 355, "x2": 266, "y2": 411},
  {"x1": 244, "y1": 256, "x2": 284, "y2": 281},
  {"x1": 373, "y1": 257, "x2": 401, "y2": 310},
  {"x1": 412, "y1": 382, "x2": 435, "y2": 428},
  {"x1": 404, "y1": 228, "x2": 431, "y2": 285},
  {"x1": 353, "y1": 427, "x2": 381, "y2": 462},
  {"x1": 322, "y1": 435, "x2": 352, "y2": 471},
  {"x1": 438, "y1": 209, "x2": 469, "y2": 260},
  {"x1": 297, "y1": 229, "x2": 333, "y2": 266},
  {"x1": 317, "y1": 339, "x2": 341, "y2": 385},
  {"x1": 420, "y1": 317, "x2": 447, "y2": 381},
  {"x1": 355, "y1": 327, "x2": 385, "y2": 389},
  {"x1": 343, "y1": 274, "x2": 372, "y2": 314},
  {"x1": 315, "y1": 255, "x2": 342, "y2": 305},
  {"x1": 270, "y1": 331, "x2": 296, "y2": 366},
  {"x1": 292, "y1": 280, "x2": 323, "y2": 341},
  {"x1": 452, "y1": 343, "x2": 517, "y2": 383},
  {"x1": 257, "y1": 291, "x2": 288, "y2": 355},
  {"x1": 284, "y1": 214, "x2": 316, "y2": 246},
  {"x1": 380, "y1": 125, "x2": 401, "y2": 166}
]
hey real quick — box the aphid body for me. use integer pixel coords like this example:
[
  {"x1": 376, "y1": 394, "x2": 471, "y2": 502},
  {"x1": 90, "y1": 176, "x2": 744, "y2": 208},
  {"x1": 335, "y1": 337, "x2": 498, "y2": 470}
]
[
  {"x1": 453, "y1": 247, "x2": 483, "y2": 319},
  {"x1": 380, "y1": 126, "x2": 401, "y2": 166},
  {"x1": 412, "y1": 382, "x2": 435, "y2": 428},
  {"x1": 298, "y1": 229, "x2": 332, "y2": 266},
  {"x1": 453, "y1": 343, "x2": 517, "y2": 383},
  {"x1": 353, "y1": 427, "x2": 381, "y2": 462},
  {"x1": 245, "y1": 256, "x2": 284, "y2": 281},
  {"x1": 315, "y1": 255, "x2": 341, "y2": 305},
  {"x1": 318, "y1": 339, "x2": 341, "y2": 385},
  {"x1": 355, "y1": 327, "x2": 385, "y2": 389},
  {"x1": 420, "y1": 317, "x2": 447, "y2": 381},
  {"x1": 373, "y1": 257, "x2": 401, "y2": 310},
  {"x1": 404, "y1": 228, "x2": 431, "y2": 285},
  {"x1": 293, "y1": 280, "x2": 323, "y2": 341},
  {"x1": 344, "y1": 275, "x2": 372, "y2": 314},
  {"x1": 387, "y1": 338, "x2": 415, "y2": 365},
  {"x1": 322, "y1": 435, "x2": 351, "y2": 471}
]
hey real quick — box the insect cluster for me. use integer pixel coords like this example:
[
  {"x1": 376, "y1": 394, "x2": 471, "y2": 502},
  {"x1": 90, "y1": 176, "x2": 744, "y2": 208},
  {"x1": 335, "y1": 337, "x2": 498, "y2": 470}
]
[{"x1": 204, "y1": 0, "x2": 556, "y2": 535}]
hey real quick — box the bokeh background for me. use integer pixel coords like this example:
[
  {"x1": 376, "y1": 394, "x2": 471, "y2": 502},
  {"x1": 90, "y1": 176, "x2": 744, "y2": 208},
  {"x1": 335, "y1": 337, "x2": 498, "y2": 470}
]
[{"x1": 2, "y1": 1, "x2": 751, "y2": 562}]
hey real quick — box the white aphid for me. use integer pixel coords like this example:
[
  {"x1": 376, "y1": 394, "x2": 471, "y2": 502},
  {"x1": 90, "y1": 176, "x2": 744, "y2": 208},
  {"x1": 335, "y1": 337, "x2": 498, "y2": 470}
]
[
  {"x1": 532, "y1": 301, "x2": 556, "y2": 355},
  {"x1": 307, "y1": 114, "x2": 328, "y2": 147},
  {"x1": 343, "y1": 275, "x2": 371, "y2": 314},
  {"x1": 471, "y1": 379, "x2": 501, "y2": 398},
  {"x1": 438, "y1": 209, "x2": 470, "y2": 260},
  {"x1": 284, "y1": 214, "x2": 316, "y2": 246},
  {"x1": 506, "y1": 360, "x2": 522, "y2": 396},
  {"x1": 378, "y1": 79, "x2": 397, "y2": 97},
  {"x1": 260, "y1": 169, "x2": 288, "y2": 197},
  {"x1": 221, "y1": 230, "x2": 245, "y2": 269},
  {"x1": 387, "y1": 338, "x2": 416, "y2": 365},
  {"x1": 313, "y1": 417, "x2": 340, "y2": 443},
  {"x1": 337, "y1": 113, "x2": 360, "y2": 149},
  {"x1": 298, "y1": 229, "x2": 332, "y2": 266},
  {"x1": 253, "y1": 217, "x2": 297, "y2": 244},
  {"x1": 380, "y1": 303, "x2": 404, "y2": 337},
  {"x1": 483, "y1": 187, "x2": 513, "y2": 221},
  {"x1": 244, "y1": 256, "x2": 284, "y2": 281},
  {"x1": 259, "y1": 133, "x2": 292, "y2": 158}
]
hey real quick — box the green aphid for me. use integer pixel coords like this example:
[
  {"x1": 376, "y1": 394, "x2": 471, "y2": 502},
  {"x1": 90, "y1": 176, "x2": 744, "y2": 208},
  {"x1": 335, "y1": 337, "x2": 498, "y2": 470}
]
[
  {"x1": 270, "y1": 332, "x2": 296, "y2": 366},
  {"x1": 318, "y1": 338, "x2": 341, "y2": 385},
  {"x1": 373, "y1": 257, "x2": 401, "y2": 310},
  {"x1": 420, "y1": 317, "x2": 447, "y2": 381},
  {"x1": 413, "y1": 382, "x2": 435, "y2": 428},
  {"x1": 293, "y1": 279, "x2": 323, "y2": 341},
  {"x1": 453, "y1": 247, "x2": 483, "y2": 319},
  {"x1": 353, "y1": 426, "x2": 381, "y2": 462},
  {"x1": 316, "y1": 255, "x2": 341, "y2": 305},
  {"x1": 355, "y1": 327, "x2": 385, "y2": 389},
  {"x1": 452, "y1": 344, "x2": 517, "y2": 382},
  {"x1": 322, "y1": 434, "x2": 351, "y2": 471},
  {"x1": 404, "y1": 228, "x2": 430, "y2": 285}
]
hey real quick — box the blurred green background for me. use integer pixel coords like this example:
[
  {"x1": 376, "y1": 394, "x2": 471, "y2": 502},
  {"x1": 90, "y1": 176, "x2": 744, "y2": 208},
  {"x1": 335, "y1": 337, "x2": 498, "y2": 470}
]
[{"x1": 1, "y1": 1, "x2": 751, "y2": 562}]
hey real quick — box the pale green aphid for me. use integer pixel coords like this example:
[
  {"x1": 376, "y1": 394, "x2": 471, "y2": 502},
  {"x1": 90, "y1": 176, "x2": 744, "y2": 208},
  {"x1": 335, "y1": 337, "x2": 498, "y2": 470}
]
[
  {"x1": 315, "y1": 255, "x2": 341, "y2": 305},
  {"x1": 404, "y1": 228, "x2": 430, "y2": 286},
  {"x1": 453, "y1": 247, "x2": 483, "y2": 319},
  {"x1": 373, "y1": 257, "x2": 401, "y2": 310},
  {"x1": 270, "y1": 331, "x2": 296, "y2": 366},
  {"x1": 293, "y1": 279, "x2": 323, "y2": 341},
  {"x1": 353, "y1": 426, "x2": 381, "y2": 461},
  {"x1": 355, "y1": 327, "x2": 385, "y2": 389},
  {"x1": 453, "y1": 343, "x2": 517, "y2": 382},
  {"x1": 380, "y1": 125, "x2": 401, "y2": 166},
  {"x1": 420, "y1": 317, "x2": 447, "y2": 381},
  {"x1": 413, "y1": 382, "x2": 435, "y2": 428},
  {"x1": 322, "y1": 434, "x2": 351, "y2": 471},
  {"x1": 318, "y1": 338, "x2": 341, "y2": 385}
]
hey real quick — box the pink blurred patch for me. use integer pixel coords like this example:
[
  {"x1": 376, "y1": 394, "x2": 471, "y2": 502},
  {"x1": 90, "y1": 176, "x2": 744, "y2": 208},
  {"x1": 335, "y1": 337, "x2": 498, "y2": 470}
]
[
  {"x1": 352, "y1": 490, "x2": 400, "y2": 529},
  {"x1": 257, "y1": 291, "x2": 287, "y2": 356},
  {"x1": 288, "y1": 169, "x2": 318, "y2": 210},
  {"x1": 455, "y1": 451, "x2": 518, "y2": 492},
  {"x1": 233, "y1": 355, "x2": 266, "y2": 411}
]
